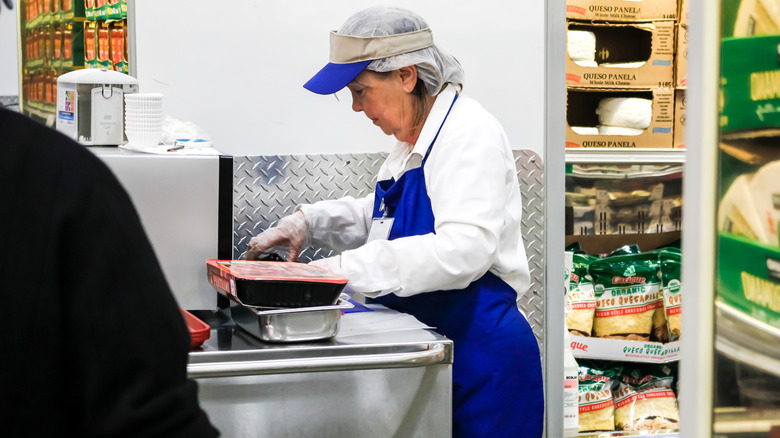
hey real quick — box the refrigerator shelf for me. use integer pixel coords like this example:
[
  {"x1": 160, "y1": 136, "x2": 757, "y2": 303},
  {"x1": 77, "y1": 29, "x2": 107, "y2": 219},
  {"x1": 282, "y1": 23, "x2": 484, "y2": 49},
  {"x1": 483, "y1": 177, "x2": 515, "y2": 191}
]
[
  {"x1": 716, "y1": 301, "x2": 780, "y2": 378},
  {"x1": 579, "y1": 430, "x2": 679, "y2": 437},
  {"x1": 570, "y1": 336, "x2": 680, "y2": 363},
  {"x1": 566, "y1": 148, "x2": 687, "y2": 164}
]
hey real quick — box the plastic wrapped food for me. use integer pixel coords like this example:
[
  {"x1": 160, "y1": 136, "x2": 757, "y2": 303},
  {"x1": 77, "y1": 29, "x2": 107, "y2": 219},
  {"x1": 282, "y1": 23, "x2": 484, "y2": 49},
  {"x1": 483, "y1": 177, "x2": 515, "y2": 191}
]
[
  {"x1": 206, "y1": 259, "x2": 348, "y2": 308},
  {"x1": 614, "y1": 364, "x2": 679, "y2": 431},
  {"x1": 567, "y1": 252, "x2": 597, "y2": 337},
  {"x1": 588, "y1": 252, "x2": 663, "y2": 341},
  {"x1": 659, "y1": 249, "x2": 682, "y2": 341},
  {"x1": 578, "y1": 363, "x2": 621, "y2": 433}
]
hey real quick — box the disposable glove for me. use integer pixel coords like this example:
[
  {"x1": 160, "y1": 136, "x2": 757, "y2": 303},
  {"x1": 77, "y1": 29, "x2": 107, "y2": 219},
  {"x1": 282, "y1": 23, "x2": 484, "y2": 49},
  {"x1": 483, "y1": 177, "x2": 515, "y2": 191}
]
[{"x1": 246, "y1": 211, "x2": 309, "y2": 262}]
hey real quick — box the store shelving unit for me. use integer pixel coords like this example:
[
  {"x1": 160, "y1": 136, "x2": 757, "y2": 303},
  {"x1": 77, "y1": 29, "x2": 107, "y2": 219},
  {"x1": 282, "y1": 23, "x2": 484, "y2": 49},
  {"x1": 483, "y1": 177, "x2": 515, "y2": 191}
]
[
  {"x1": 562, "y1": 10, "x2": 686, "y2": 427},
  {"x1": 565, "y1": 149, "x2": 687, "y2": 164}
]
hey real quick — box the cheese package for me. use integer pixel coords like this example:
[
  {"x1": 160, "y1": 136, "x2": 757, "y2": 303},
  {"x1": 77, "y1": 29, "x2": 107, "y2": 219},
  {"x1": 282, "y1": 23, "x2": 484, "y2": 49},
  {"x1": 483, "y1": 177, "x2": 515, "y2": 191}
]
[
  {"x1": 747, "y1": 160, "x2": 780, "y2": 246},
  {"x1": 614, "y1": 364, "x2": 680, "y2": 431},
  {"x1": 718, "y1": 173, "x2": 770, "y2": 245},
  {"x1": 206, "y1": 259, "x2": 348, "y2": 308},
  {"x1": 651, "y1": 306, "x2": 670, "y2": 343},
  {"x1": 588, "y1": 252, "x2": 663, "y2": 340},
  {"x1": 659, "y1": 249, "x2": 682, "y2": 341},
  {"x1": 567, "y1": 252, "x2": 597, "y2": 337},
  {"x1": 578, "y1": 363, "x2": 621, "y2": 433}
]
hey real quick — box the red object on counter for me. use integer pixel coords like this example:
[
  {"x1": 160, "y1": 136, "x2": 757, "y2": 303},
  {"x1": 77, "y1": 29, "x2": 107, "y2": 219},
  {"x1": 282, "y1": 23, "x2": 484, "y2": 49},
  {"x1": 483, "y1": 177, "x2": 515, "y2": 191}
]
[
  {"x1": 206, "y1": 259, "x2": 348, "y2": 308},
  {"x1": 180, "y1": 308, "x2": 210, "y2": 349}
]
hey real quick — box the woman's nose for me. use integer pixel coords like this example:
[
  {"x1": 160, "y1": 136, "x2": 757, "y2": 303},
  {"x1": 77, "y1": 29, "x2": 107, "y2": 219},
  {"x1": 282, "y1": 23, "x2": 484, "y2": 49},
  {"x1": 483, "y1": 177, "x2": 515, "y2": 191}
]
[{"x1": 351, "y1": 99, "x2": 362, "y2": 113}]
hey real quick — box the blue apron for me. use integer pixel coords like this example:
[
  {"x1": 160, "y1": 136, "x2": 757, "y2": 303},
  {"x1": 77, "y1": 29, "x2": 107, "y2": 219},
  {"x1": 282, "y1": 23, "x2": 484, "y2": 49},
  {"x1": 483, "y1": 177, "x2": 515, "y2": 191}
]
[{"x1": 372, "y1": 94, "x2": 544, "y2": 438}]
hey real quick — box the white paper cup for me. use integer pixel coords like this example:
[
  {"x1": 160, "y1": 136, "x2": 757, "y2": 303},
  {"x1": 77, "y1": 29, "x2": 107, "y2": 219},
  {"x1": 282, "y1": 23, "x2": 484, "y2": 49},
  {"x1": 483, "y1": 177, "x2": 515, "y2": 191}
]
[
  {"x1": 125, "y1": 103, "x2": 164, "y2": 111},
  {"x1": 125, "y1": 115, "x2": 164, "y2": 123},
  {"x1": 125, "y1": 108, "x2": 163, "y2": 115},
  {"x1": 125, "y1": 93, "x2": 164, "y2": 102},
  {"x1": 126, "y1": 130, "x2": 163, "y2": 147}
]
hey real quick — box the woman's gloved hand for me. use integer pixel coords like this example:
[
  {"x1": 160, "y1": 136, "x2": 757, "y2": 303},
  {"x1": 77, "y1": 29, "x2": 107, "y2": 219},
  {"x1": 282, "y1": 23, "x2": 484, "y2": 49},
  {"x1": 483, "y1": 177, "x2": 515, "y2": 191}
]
[{"x1": 246, "y1": 211, "x2": 309, "y2": 262}]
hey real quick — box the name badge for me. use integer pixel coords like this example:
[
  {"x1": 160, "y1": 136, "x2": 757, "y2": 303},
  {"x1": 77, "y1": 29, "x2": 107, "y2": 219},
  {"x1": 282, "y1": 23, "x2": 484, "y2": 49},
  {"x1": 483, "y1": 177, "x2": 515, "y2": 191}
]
[{"x1": 366, "y1": 217, "x2": 394, "y2": 243}]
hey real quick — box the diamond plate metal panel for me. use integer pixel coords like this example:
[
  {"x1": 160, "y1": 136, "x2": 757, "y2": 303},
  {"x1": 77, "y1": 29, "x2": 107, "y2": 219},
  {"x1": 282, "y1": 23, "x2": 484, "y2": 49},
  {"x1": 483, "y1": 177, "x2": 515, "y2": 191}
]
[
  {"x1": 232, "y1": 151, "x2": 545, "y2": 353},
  {"x1": 233, "y1": 154, "x2": 386, "y2": 261},
  {"x1": 514, "y1": 150, "x2": 545, "y2": 353}
]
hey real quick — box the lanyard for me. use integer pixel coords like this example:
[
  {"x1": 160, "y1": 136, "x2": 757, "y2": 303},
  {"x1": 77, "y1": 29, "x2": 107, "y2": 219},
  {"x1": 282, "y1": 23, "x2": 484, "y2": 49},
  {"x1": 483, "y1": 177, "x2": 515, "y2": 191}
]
[
  {"x1": 422, "y1": 93, "x2": 459, "y2": 164},
  {"x1": 379, "y1": 92, "x2": 459, "y2": 219}
]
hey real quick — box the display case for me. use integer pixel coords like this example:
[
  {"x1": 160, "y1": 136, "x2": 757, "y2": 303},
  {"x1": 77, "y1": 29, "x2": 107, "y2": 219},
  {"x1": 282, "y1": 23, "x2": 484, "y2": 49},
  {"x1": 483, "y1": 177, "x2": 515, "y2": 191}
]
[
  {"x1": 564, "y1": 154, "x2": 685, "y2": 437},
  {"x1": 562, "y1": 1, "x2": 687, "y2": 432},
  {"x1": 681, "y1": 0, "x2": 780, "y2": 436},
  {"x1": 16, "y1": 0, "x2": 130, "y2": 125}
]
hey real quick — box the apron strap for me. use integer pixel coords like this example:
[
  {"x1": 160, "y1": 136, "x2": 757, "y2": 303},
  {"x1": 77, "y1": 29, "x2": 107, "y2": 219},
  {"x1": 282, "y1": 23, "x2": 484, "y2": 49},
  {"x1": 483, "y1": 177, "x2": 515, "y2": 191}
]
[{"x1": 422, "y1": 93, "x2": 459, "y2": 165}]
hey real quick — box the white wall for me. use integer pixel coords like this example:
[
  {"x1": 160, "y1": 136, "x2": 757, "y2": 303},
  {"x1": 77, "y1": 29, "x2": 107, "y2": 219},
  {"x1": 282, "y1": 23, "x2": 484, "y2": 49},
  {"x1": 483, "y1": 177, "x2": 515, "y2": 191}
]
[
  {"x1": 0, "y1": 1, "x2": 545, "y2": 156},
  {"x1": 132, "y1": 0, "x2": 545, "y2": 157},
  {"x1": 0, "y1": 5, "x2": 19, "y2": 96}
]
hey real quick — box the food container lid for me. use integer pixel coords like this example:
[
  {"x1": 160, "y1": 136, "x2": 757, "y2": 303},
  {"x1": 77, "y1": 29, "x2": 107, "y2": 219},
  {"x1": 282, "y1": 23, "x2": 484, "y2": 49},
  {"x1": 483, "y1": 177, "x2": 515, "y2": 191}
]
[
  {"x1": 206, "y1": 259, "x2": 349, "y2": 284},
  {"x1": 180, "y1": 308, "x2": 210, "y2": 349}
]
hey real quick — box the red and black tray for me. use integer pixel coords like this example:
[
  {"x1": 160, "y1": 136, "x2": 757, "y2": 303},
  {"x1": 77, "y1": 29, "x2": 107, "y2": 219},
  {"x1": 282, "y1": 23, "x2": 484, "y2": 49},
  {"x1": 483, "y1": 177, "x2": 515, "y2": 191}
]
[{"x1": 206, "y1": 259, "x2": 349, "y2": 308}]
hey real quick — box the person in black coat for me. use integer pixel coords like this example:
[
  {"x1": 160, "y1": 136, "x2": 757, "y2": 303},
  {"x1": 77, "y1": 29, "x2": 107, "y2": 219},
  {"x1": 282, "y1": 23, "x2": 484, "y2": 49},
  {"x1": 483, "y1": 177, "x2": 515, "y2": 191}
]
[{"x1": 0, "y1": 106, "x2": 220, "y2": 437}]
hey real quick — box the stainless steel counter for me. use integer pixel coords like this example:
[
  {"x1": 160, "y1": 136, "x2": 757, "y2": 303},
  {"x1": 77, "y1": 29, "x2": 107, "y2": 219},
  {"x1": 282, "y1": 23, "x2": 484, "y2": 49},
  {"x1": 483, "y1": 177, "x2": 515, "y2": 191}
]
[{"x1": 188, "y1": 304, "x2": 454, "y2": 438}]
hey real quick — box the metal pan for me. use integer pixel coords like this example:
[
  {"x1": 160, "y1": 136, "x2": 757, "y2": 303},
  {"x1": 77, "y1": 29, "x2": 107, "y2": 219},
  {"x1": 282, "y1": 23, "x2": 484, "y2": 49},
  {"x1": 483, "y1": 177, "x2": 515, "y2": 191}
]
[{"x1": 231, "y1": 299, "x2": 354, "y2": 343}]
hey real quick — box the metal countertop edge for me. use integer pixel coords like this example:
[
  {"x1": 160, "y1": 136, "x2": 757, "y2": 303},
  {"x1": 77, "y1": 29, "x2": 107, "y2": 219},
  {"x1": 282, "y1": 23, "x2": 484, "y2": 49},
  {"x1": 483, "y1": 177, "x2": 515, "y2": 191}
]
[{"x1": 187, "y1": 342, "x2": 452, "y2": 379}]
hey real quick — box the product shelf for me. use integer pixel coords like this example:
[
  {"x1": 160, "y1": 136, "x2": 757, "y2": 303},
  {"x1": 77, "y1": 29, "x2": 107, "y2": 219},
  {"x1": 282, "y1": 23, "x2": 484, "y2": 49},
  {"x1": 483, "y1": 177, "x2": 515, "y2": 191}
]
[
  {"x1": 565, "y1": 149, "x2": 687, "y2": 164},
  {"x1": 716, "y1": 301, "x2": 780, "y2": 379},
  {"x1": 713, "y1": 407, "x2": 780, "y2": 436},
  {"x1": 579, "y1": 430, "x2": 679, "y2": 437},
  {"x1": 570, "y1": 336, "x2": 680, "y2": 363}
]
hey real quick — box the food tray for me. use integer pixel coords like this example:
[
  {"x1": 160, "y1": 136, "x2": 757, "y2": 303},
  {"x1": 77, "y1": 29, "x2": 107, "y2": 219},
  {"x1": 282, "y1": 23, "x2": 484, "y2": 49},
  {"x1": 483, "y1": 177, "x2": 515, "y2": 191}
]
[
  {"x1": 206, "y1": 259, "x2": 349, "y2": 308},
  {"x1": 231, "y1": 299, "x2": 354, "y2": 343},
  {"x1": 181, "y1": 308, "x2": 210, "y2": 349}
]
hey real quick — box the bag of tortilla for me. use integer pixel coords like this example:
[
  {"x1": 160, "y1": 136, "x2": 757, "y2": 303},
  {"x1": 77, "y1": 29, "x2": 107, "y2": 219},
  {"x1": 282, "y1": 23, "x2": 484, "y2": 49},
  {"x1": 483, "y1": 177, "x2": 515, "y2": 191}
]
[
  {"x1": 578, "y1": 362, "x2": 621, "y2": 433},
  {"x1": 588, "y1": 252, "x2": 663, "y2": 341},
  {"x1": 613, "y1": 364, "x2": 680, "y2": 431},
  {"x1": 567, "y1": 252, "x2": 597, "y2": 337}
]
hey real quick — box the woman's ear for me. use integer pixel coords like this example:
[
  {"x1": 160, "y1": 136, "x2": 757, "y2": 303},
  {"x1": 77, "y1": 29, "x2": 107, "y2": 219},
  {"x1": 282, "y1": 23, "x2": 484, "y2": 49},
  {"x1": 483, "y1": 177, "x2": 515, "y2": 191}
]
[{"x1": 398, "y1": 66, "x2": 418, "y2": 93}]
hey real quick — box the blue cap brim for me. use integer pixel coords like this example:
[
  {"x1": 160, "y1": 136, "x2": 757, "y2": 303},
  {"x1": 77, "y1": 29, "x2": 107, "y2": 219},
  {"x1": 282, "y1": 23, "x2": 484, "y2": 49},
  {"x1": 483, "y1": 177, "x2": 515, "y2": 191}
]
[{"x1": 303, "y1": 61, "x2": 372, "y2": 95}]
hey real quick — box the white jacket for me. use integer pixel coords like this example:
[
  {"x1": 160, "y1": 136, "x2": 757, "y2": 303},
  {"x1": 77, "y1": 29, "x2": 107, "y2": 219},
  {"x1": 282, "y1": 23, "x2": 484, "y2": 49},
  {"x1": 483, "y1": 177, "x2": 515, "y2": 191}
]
[{"x1": 302, "y1": 84, "x2": 530, "y2": 299}]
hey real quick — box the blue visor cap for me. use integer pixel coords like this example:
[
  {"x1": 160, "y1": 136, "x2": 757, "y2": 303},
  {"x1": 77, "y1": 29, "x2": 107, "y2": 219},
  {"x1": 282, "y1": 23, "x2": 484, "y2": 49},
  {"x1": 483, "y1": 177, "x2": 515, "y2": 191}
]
[{"x1": 303, "y1": 60, "x2": 371, "y2": 95}]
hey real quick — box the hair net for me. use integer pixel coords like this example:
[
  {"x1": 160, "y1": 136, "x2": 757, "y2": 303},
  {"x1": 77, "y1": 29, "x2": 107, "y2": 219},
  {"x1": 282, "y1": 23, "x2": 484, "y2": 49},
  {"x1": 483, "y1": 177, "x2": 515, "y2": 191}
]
[{"x1": 337, "y1": 6, "x2": 465, "y2": 95}]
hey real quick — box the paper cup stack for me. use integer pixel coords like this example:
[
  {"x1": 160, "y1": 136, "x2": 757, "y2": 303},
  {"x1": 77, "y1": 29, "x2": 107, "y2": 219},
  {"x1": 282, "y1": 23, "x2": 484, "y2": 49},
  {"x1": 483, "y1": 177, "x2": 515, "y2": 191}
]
[{"x1": 125, "y1": 93, "x2": 164, "y2": 147}]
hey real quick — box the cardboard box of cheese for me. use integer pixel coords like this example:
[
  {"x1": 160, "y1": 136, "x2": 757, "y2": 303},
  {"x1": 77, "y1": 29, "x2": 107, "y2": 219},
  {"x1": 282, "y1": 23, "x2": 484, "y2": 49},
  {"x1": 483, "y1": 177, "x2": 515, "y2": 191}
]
[
  {"x1": 566, "y1": 87, "x2": 674, "y2": 149},
  {"x1": 566, "y1": 0, "x2": 677, "y2": 22},
  {"x1": 566, "y1": 21, "x2": 675, "y2": 89}
]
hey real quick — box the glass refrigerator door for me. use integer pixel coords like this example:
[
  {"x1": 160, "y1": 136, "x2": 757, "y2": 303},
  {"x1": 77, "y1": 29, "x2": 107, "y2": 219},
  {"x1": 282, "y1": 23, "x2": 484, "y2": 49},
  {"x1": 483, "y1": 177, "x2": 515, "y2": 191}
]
[{"x1": 683, "y1": 0, "x2": 780, "y2": 436}]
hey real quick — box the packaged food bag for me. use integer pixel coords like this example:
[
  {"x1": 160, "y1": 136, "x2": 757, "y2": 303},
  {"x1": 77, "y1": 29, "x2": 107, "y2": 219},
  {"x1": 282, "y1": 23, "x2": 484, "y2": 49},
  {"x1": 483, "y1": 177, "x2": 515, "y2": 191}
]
[
  {"x1": 578, "y1": 363, "x2": 621, "y2": 433},
  {"x1": 567, "y1": 252, "x2": 597, "y2": 337},
  {"x1": 588, "y1": 252, "x2": 663, "y2": 341},
  {"x1": 613, "y1": 364, "x2": 680, "y2": 430},
  {"x1": 659, "y1": 249, "x2": 682, "y2": 341}
]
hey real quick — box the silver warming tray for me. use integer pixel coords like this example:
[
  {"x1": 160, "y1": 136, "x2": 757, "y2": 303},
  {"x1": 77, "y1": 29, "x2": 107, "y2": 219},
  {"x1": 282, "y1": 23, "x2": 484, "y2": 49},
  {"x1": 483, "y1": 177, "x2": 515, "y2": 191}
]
[{"x1": 231, "y1": 299, "x2": 354, "y2": 343}]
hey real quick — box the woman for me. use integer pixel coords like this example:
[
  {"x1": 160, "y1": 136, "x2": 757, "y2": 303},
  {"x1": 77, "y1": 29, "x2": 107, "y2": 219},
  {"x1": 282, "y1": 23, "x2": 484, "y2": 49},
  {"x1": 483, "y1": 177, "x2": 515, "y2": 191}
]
[{"x1": 247, "y1": 6, "x2": 543, "y2": 437}]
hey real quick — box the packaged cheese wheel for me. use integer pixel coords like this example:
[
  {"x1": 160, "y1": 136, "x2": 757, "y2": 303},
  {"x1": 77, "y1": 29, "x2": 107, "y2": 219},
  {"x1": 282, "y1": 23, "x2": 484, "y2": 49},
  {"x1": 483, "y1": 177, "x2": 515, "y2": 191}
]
[
  {"x1": 614, "y1": 364, "x2": 680, "y2": 431},
  {"x1": 578, "y1": 363, "x2": 621, "y2": 433},
  {"x1": 718, "y1": 173, "x2": 770, "y2": 244},
  {"x1": 659, "y1": 249, "x2": 682, "y2": 341},
  {"x1": 588, "y1": 252, "x2": 663, "y2": 340},
  {"x1": 747, "y1": 160, "x2": 780, "y2": 246},
  {"x1": 567, "y1": 253, "x2": 597, "y2": 337}
]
